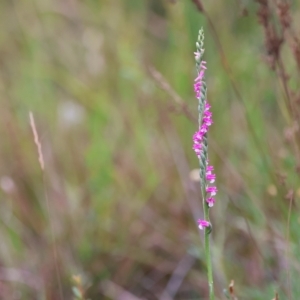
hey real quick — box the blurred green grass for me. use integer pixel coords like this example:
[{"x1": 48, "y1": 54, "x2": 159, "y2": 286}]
[{"x1": 1, "y1": 0, "x2": 300, "y2": 299}]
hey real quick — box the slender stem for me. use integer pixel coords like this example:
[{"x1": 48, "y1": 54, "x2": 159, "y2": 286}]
[
  {"x1": 201, "y1": 187, "x2": 214, "y2": 300},
  {"x1": 200, "y1": 138, "x2": 214, "y2": 299},
  {"x1": 204, "y1": 211, "x2": 214, "y2": 299}
]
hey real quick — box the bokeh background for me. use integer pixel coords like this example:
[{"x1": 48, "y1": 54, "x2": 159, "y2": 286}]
[{"x1": 1, "y1": 0, "x2": 300, "y2": 299}]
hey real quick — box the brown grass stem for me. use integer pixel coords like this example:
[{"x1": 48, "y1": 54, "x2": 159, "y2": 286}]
[{"x1": 29, "y1": 112, "x2": 63, "y2": 299}]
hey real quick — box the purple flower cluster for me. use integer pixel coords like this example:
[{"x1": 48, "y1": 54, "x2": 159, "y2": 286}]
[
  {"x1": 192, "y1": 102, "x2": 212, "y2": 156},
  {"x1": 193, "y1": 60, "x2": 206, "y2": 99},
  {"x1": 205, "y1": 165, "x2": 217, "y2": 207},
  {"x1": 193, "y1": 50, "x2": 217, "y2": 231}
]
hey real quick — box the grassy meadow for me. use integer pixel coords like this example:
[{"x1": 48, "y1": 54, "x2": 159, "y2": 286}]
[{"x1": 1, "y1": 0, "x2": 300, "y2": 299}]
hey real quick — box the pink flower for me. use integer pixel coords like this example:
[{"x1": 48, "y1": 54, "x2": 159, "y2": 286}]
[
  {"x1": 204, "y1": 111, "x2": 212, "y2": 118},
  {"x1": 197, "y1": 219, "x2": 210, "y2": 230},
  {"x1": 206, "y1": 165, "x2": 214, "y2": 175},
  {"x1": 199, "y1": 124, "x2": 208, "y2": 134},
  {"x1": 203, "y1": 116, "x2": 213, "y2": 126},
  {"x1": 194, "y1": 82, "x2": 202, "y2": 98},
  {"x1": 192, "y1": 143, "x2": 202, "y2": 155},
  {"x1": 193, "y1": 128, "x2": 207, "y2": 155},
  {"x1": 194, "y1": 61, "x2": 207, "y2": 99},
  {"x1": 206, "y1": 186, "x2": 218, "y2": 196},
  {"x1": 206, "y1": 197, "x2": 215, "y2": 207},
  {"x1": 193, "y1": 131, "x2": 204, "y2": 142},
  {"x1": 195, "y1": 70, "x2": 205, "y2": 82},
  {"x1": 204, "y1": 102, "x2": 211, "y2": 111},
  {"x1": 194, "y1": 52, "x2": 201, "y2": 60},
  {"x1": 206, "y1": 173, "x2": 216, "y2": 183}
]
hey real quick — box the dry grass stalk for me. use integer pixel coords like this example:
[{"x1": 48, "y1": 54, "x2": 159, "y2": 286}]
[
  {"x1": 228, "y1": 280, "x2": 238, "y2": 300},
  {"x1": 29, "y1": 111, "x2": 44, "y2": 170},
  {"x1": 256, "y1": 0, "x2": 283, "y2": 70},
  {"x1": 191, "y1": 0, "x2": 204, "y2": 12},
  {"x1": 272, "y1": 291, "x2": 279, "y2": 300}
]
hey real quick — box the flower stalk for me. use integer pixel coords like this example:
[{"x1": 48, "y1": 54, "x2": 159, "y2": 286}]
[{"x1": 193, "y1": 28, "x2": 216, "y2": 300}]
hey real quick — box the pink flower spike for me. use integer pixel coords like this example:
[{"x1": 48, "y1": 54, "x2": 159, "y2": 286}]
[
  {"x1": 197, "y1": 219, "x2": 210, "y2": 230},
  {"x1": 206, "y1": 173, "x2": 216, "y2": 183},
  {"x1": 206, "y1": 186, "x2": 217, "y2": 196},
  {"x1": 206, "y1": 197, "x2": 215, "y2": 207}
]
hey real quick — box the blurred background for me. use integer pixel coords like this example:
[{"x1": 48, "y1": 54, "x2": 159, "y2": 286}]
[{"x1": 1, "y1": 0, "x2": 300, "y2": 299}]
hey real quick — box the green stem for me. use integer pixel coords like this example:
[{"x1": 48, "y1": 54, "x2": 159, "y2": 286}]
[
  {"x1": 200, "y1": 150, "x2": 214, "y2": 299},
  {"x1": 204, "y1": 205, "x2": 214, "y2": 300}
]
